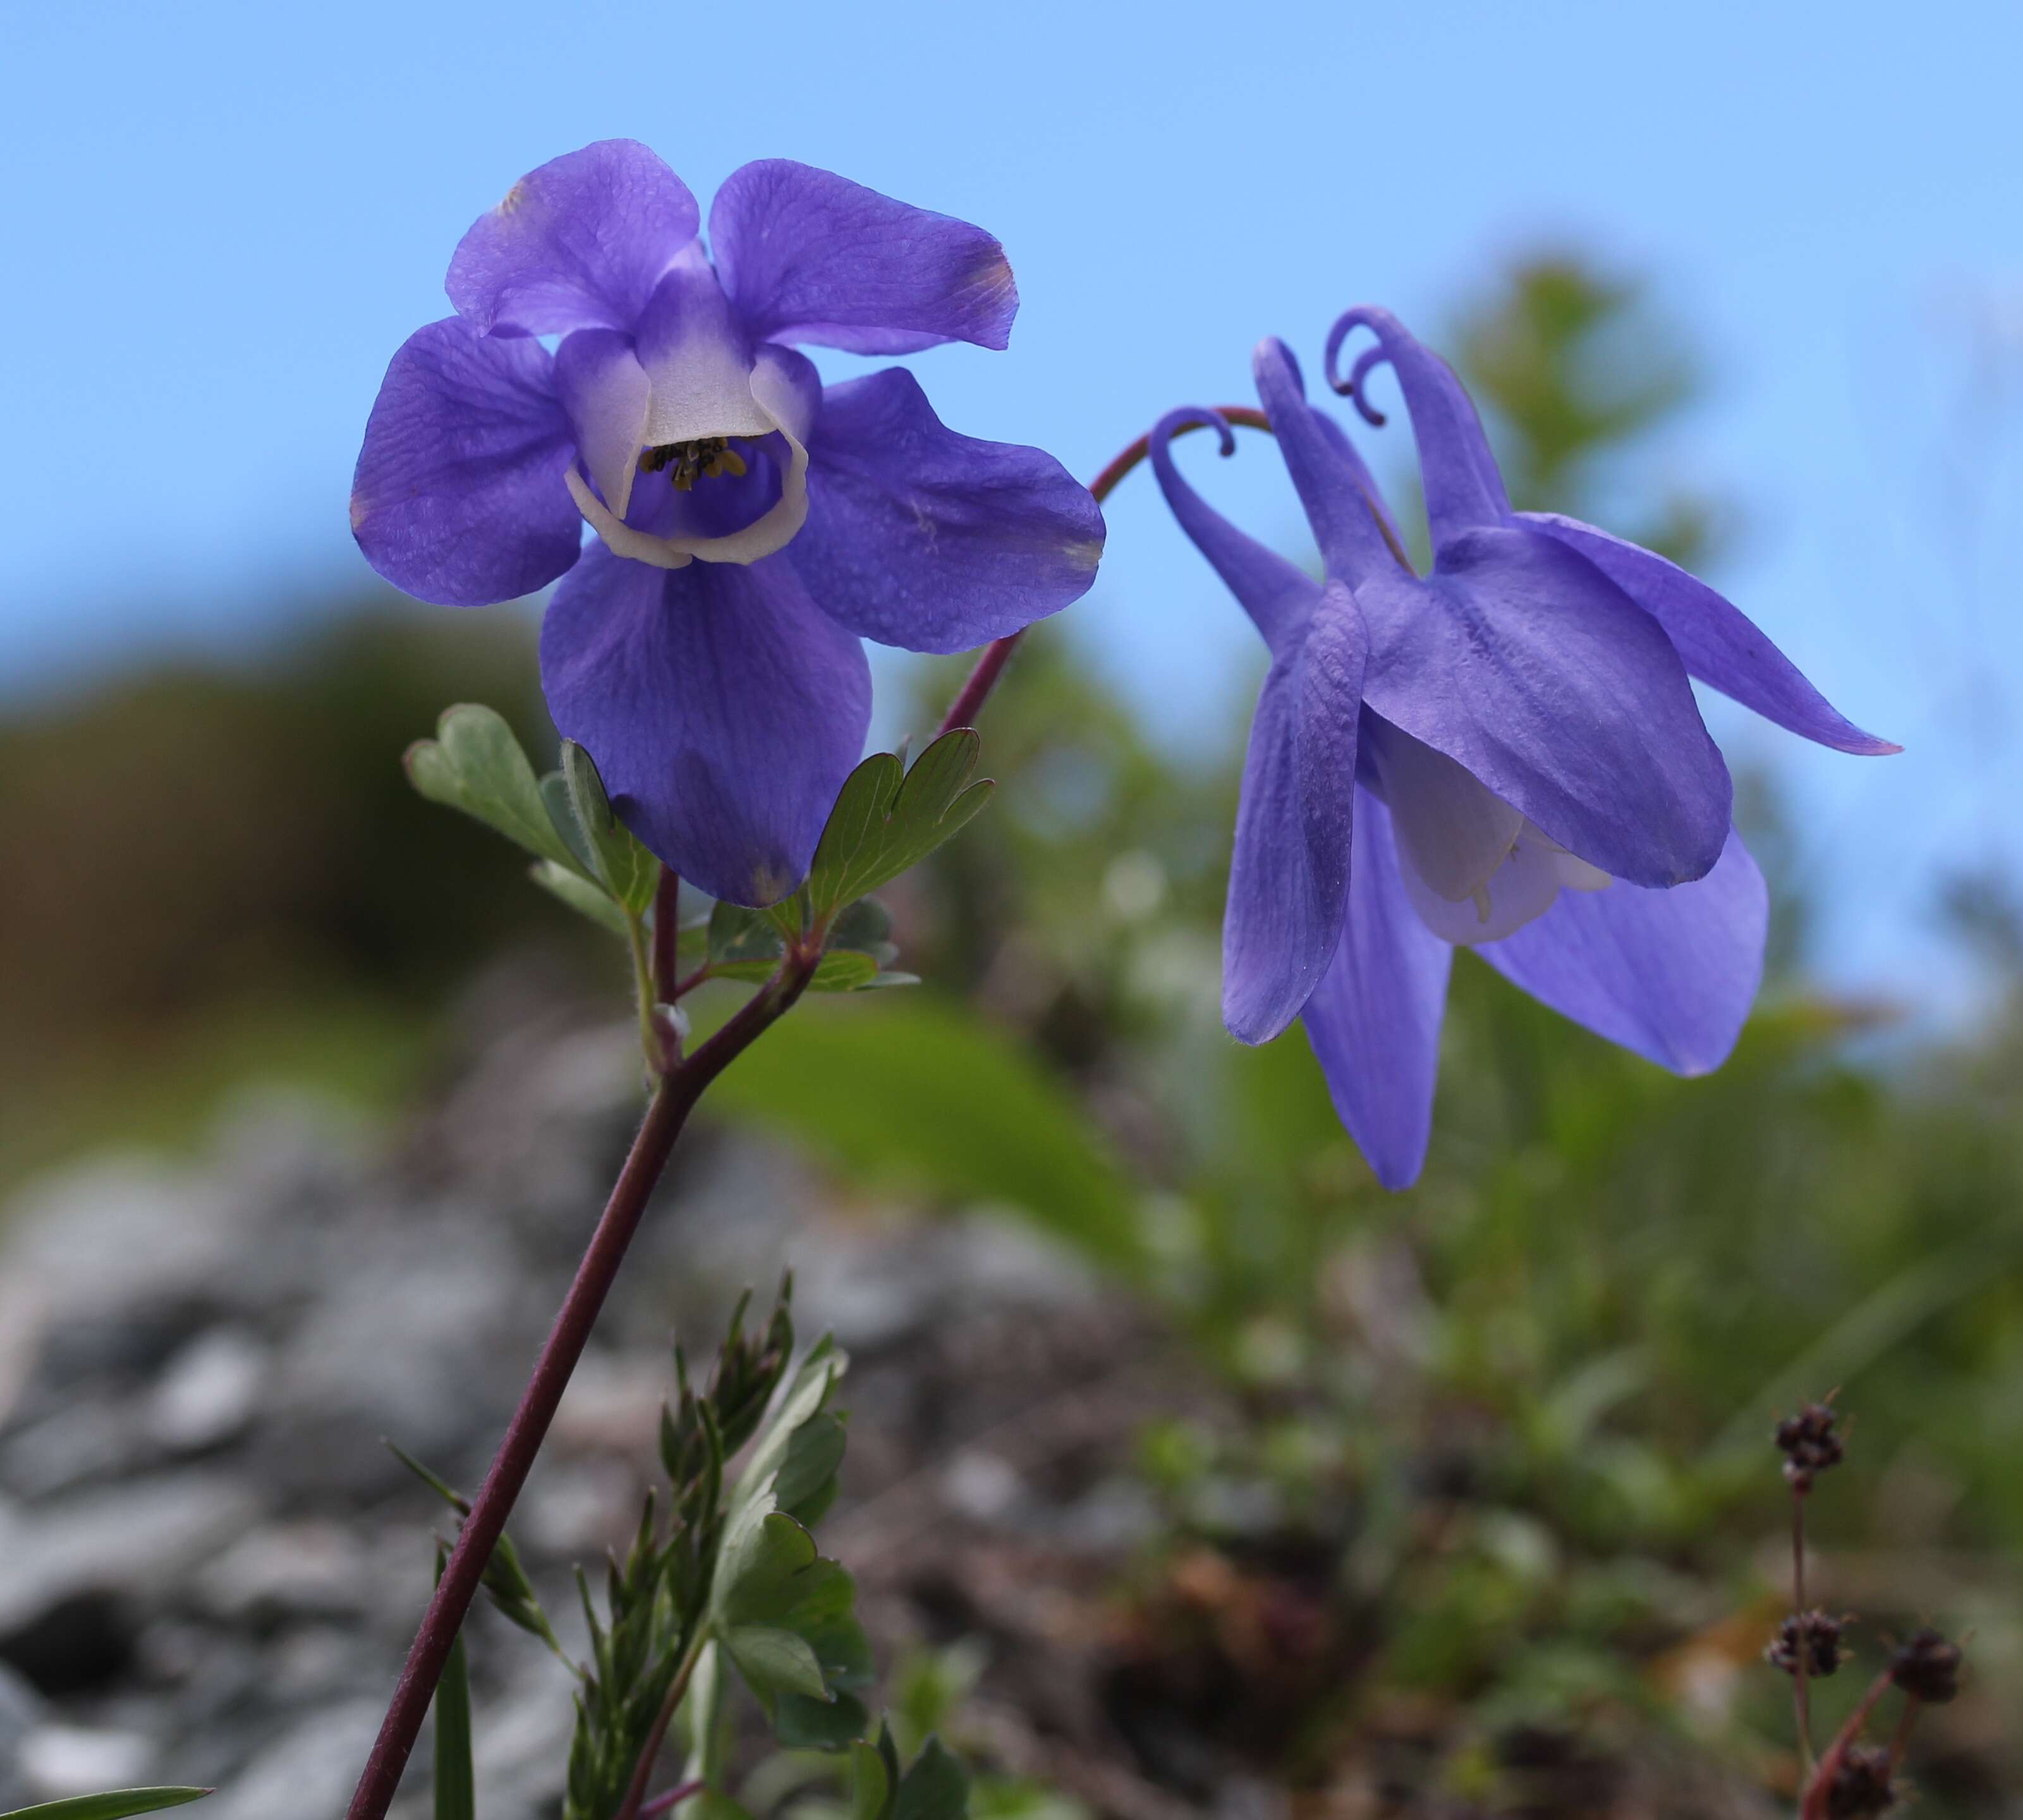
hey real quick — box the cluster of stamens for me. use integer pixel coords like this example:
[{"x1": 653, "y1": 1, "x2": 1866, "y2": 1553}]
[{"x1": 639, "y1": 437, "x2": 750, "y2": 492}]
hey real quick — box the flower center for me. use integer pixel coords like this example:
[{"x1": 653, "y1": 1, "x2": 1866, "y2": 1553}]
[{"x1": 638, "y1": 438, "x2": 751, "y2": 492}]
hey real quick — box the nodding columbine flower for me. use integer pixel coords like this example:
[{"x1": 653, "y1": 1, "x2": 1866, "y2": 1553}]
[
  {"x1": 352, "y1": 141, "x2": 1104, "y2": 904},
  {"x1": 1151, "y1": 308, "x2": 1895, "y2": 1189}
]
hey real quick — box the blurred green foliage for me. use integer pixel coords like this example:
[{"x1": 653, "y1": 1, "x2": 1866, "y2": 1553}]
[{"x1": 0, "y1": 608, "x2": 597, "y2": 1184}]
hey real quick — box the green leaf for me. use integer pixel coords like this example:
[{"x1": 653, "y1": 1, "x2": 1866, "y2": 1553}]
[
  {"x1": 827, "y1": 898, "x2": 899, "y2": 966},
  {"x1": 403, "y1": 704, "x2": 580, "y2": 873},
  {"x1": 538, "y1": 772, "x2": 599, "y2": 877},
  {"x1": 726, "y1": 1340, "x2": 846, "y2": 1527},
  {"x1": 774, "y1": 1410, "x2": 847, "y2": 1518},
  {"x1": 560, "y1": 741, "x2": 659, "y2": 914},
  {"x1": 387, "y1": 1438, "x2": 470, "y2": 1514},
  {"x1": 0, "y1": 1795, "x2": 212, "y2": 1820},
  {"x1": 806, "y1": 732, "x2": 995, "y2": 919},
  {"x1": 712, "y1": 951, "x2": 880, "y2": 992},
  {"x1": 774, "y1": 1689, "x2": 871, "y2": 1750},
  {"x1": 893, "y1": 1738, "x2": 970, "y2": 1820},
  {"x1": 434, "y1": 1623, "x2": 475, "y2": 1820},
  {"x1": 851, "y1": 1740, "x2": 893, "y2": 1820},
  {"x1": 702, "y1": 1000, "x2": 1146, "y2": 1275},
  {"x1": 709, "y1": 900, "x2": 788, "y2": 968},
  {"x1": 688, "y1": 1798, "x2": 757, "y2": 1820},
  {"x1": 717, "y1": 1508, "x2": 820, "y2": 1623},
  {"x1": 724, "y1": 1622, "x2": 829, "y2": 1701},
  {"x1": 529, "y1": 861, "x2": 631, "y2": 937}
]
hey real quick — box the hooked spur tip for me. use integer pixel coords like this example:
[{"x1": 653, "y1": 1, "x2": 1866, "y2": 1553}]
[
  {"x1": 1149, "y1": 404, "x2": 1236, "y2": 459},
  {"x1": 1323, "y1": 305, "x2": 1395, "y2": 424}
]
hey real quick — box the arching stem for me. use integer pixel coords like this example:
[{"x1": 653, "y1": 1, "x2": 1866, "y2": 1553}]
[{"x1": 937, "y1": 406, "x2": 1273, "y2": 736}]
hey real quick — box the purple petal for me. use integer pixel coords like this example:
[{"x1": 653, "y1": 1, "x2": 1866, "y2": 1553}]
[
  {"x1": 1251, "y1": 339, "x2": 1409, "y2": 588},
  {"x1": 1325, "y1": 306, "x2": 1510, "y2": 549},
  {"x1": 1311, "y1": 409, "x2": 1412, "y2": 561},
  {"x1": 1223, "y1": 583, "x2": 1368, "y2": 1043},
  {"x1": 1149, "y1": 406, "x2": 1321, "y2": 655},
  {"x1": 710, "y1": 159, "x2": 1016, "y2": 355},
  {"x1": 447, "y1": 140, "x2": 698, "y2": 337},
  {"x1": 787, "y1": 367, "x2": 1103, "y2": 653},
  {"x1": 1299, "y1": 789, "x2": 1454, "y2": 1191},
  {"x1": 539, "y1": 543, "x2": 871, "y2": 906},
  {"x1": 1354, "y1": 521, "x2": 1733, "y2": 887},
  {"x1": 552, "y1": 329, "x2": 651, "y2": 522},
  {"x1": 1521, "y1": 513, "x2": 1900, "y2": 756},
  {"x1": 1481, "y1": 824, "x2": 1767, "y2": 1073},
  {"x1": 351, "y1": 317, "x2": 581, "y2": 606}
]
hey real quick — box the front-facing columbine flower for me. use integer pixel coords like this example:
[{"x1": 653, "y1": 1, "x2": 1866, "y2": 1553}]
[
  {"x1": 352, "y1": 142, "x2": 1104, "y2": 904},
  {"x1": 1153, "y1": 309, "x2": 1895, "y2": 1188}
]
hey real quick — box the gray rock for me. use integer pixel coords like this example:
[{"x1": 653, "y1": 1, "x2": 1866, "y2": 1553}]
[
  {"x1": 471, "y1": 1652, "x2": 579, "y2": 1820},
  {"x1": 148, "y1": 1329, "x2": 268, "y2": 1454},
  {"x1": 18, "y1": 1723, "x2": 155, "y2": 1800},
  {"x1": 0, "y1": 1470, "x2": 258, "y2": 1639},
  {"x1": 0, "y1": 1661, "x2": 47, "y2": 1809},
  {"x1": 193, "y1": 1522, "x2": 372, "y2": 1625},
  {"x1": 208, "y1": 1698, "x2": 385, "y2": 1820},
  {"x1": 0, "y1": 1403, "x2": 133, "y2": 1500}
]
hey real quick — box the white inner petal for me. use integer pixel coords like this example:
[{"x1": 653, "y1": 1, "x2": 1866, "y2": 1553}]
[
  {"x1": 566, "y1": 346, "x2": 652, "y2": 526},
  {"x1": 568, "y1": 348, "x2": 811, "y2": 571},
  {"x1": 1397, "y1": 817, "x2": 1614, "y2": 946},
  {"x1": 1371, "y1": 720, "x2": 1524, "y2": 901}
]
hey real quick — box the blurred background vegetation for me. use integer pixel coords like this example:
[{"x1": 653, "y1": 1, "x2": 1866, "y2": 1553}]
[{"x1": 3, "y1": 253, "x2": 2018, "y2": 1813}]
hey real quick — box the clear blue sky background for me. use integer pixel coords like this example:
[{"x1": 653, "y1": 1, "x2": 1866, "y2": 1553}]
[{"x1": 6, "y1": 0, "x2": 2021, "y2": 1013}]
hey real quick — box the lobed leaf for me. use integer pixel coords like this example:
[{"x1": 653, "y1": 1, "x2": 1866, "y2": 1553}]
[
  {"x1": 559, "y1": 741, "x2": 659, "y2": 914},
  {"x1": 530, "y1": 862, "x2": 631, "y2": 937},
  {"x1": 723, "y1": 1622, "x2": 829, "y2": 1702},
  {"x1": 806, "y1": 732, "x2": 995, "y2": 920},
  {"x1": 404, "y1": 704, "x2": 581, "y2": 873}
]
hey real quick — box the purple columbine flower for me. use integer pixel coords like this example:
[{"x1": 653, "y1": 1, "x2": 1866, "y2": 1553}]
[
  {"x1": 352, "y1": 142, "x2": 1105, "y2": 904},
  {"x1": 1152, "y1": 308, "x2": 1896, "y2": 1189}
]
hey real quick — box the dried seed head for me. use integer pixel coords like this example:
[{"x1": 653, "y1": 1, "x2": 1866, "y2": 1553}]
[
  {"x1": 1825, "y1": 1745, "x2": 1895, "y2": 1817},
  {"x1": 1768, "y1": 1609, "x2": 1845, "y2": 1678},
  {"x1": 1775, "y1": 1400, "x2": 1845, "y2": 1491},
  {"x1": 1890, "y1": 1627, "x2": 1964, "y2": 1704}
]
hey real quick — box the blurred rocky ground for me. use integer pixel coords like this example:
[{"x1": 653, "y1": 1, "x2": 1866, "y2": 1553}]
[
  {"x1": 0, "y1": 980, "x2": 1803, "y2": 1820},
  {"x1": 0, "y1": 977, "x2": 1227, "y2": 1820}
]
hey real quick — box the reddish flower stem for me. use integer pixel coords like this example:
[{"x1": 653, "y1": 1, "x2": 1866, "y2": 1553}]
[
  {"x1": 638, "y1": 1779, "x2": 707, "y2": 1820},
  {"x1": 936, "y1": 406, "x2": 1272, "y2": 737},
  {"x1": 652, "y1": 868, "x2": 684, "y2": 1005},
  {"x1": 343, "y1": 952, "x2": 819, "y2": 1820},
  {"x1": 612, "y1": 1641, "x2": 705, "y2": 1820},
  {"x1": 1792, "y1": 1489, "x2": 1814, "y2": 1771},
  {"x1": 1799, "y1": 1667, "x2": 1894, "y2": 1820}
]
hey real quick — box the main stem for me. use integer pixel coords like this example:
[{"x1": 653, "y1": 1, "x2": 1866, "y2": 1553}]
[
  {"x1": 1791, "y1": 1489, "x2": 1813, "y2": 1771},
  {"x1": 344, "y1": 957, "x2": 816, "y2": 1820},
  {"x1": 937, "y1": 406, "x2": 1272, "y2": 736}
]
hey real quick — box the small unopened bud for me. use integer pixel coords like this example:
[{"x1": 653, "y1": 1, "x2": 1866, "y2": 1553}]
[
  {"x1": 1825, "y1": 1745, "x2": 1895, "y2": 1816},
  {"x1": 1776, "y1": 1400, "x2": 1845, "y2": 1491},
  {"x1": 1890, "y1": 1628, "x2": 1963, "y2": 1704},
  {"x1": 1768, "y1": 1610, "x2": 1845, "y2": 1678}
]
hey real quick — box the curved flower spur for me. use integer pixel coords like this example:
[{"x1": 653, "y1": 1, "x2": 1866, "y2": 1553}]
[
  {"x1": 352, "y1": 142, "x2": 1105, "y2": 906},
  {"x1": 1153, "y1": 308, "x2": 1895, "y2": 1189}
]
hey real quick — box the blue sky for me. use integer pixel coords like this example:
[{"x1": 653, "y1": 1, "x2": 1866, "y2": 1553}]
[{"x1": 6, "y1": 0, "x2": 2022, "y2": 1010}]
